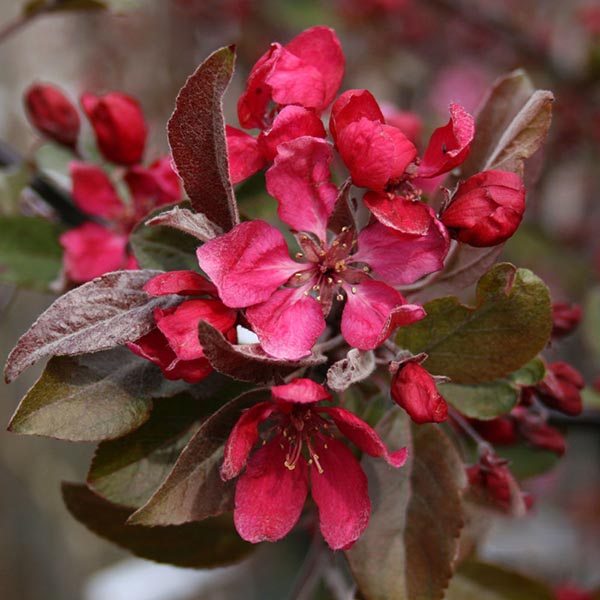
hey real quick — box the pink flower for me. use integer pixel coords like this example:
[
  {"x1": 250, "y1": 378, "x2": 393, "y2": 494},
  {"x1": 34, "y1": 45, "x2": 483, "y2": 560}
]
[
  {"x1": 60, "y1": 160, "x2": 181, "y2": 283},
  {"x1": 127, "y1": 271, "x2": 236, "y2": 383},
  {"x1": 81, "y1": 92, "x2": 147, "y2": 165},
  {"x1": 60, "y1": 222, "x2": 132, "y2": 283},
  {"x1": 391, "y1": 361, "x2": 448, "y2": 424},
  {"x1": 24, "y1": 83, "x2": 80, "y2": 149},
  {"x1": 440, "y1": 170, "x2": 525, "y2": 247},
  {"x1": 197, "y1": 136, "x2": 448, "y2": 359},
  {"x1": 221, "y1": 378, "x2": 407, "y2": 549},
  {"x1": 237, "y1": 26, "x2": 344, "y2": 130},
  {"x1": 227, "y1": 105, "x2": 326, "y2": 184}
]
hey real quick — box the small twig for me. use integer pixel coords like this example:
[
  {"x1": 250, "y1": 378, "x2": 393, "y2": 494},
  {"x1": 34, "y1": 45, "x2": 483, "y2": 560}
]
[
  {"x1": 448, "y1": 407, "x2": 493, "y2": 454},
  {"x1": 0, "y1": 139, "x2": 87, "y2": 226},
  {"x1": 288, "y1": 533, "x2": 327, "y2": 600},
  {"x1": 0, "y1": 12, "x2": 35, "y2": 45}
]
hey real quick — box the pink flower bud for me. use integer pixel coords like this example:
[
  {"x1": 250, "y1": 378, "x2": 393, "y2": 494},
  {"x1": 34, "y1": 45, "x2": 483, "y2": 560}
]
[
  {"x1": 555, "y1": 585, "x2": 595, "y2": 600},
  {"x1": 81, "y1": 92, "x2": 147, "y2": 165},
  {"x1": 441, "y1": 170, "x2": 525, "y2": 247},
  {"x1": 24, "y1": 83, "x2": 80, "y2": 148},
  {"x1": 536, "y1": 361, "x2": 584, "y2": 416},
  {"x1": 551, "y1": 302, "x2": 582, "y2": 338},
  {"x1": 391, "y1": 361, "x2": 448, "y2": 424}
]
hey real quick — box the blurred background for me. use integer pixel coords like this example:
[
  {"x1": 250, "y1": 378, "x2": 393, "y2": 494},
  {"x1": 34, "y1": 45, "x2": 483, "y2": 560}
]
[{"x1": 0, "y1": 0, "x2": 599, "y2": 598}]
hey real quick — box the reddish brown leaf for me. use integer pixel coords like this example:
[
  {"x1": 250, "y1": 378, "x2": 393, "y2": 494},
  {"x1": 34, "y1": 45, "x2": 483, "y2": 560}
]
[
  {"x1": 145, "y1": 203, "x2": 223, "y2": 241},
  {"x1": 5, "y1": 270, "x2": 176, "y2": 383},
  {"x1": 168, "y1": 46, "x2": 239, "y2": 231},
  {"x1": 128, "y1": 389, "x2": 267, "y2": 526}
]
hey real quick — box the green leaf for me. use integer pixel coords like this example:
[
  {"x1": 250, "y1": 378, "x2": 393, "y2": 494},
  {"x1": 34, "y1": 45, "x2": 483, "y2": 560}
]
[
  {"x1": 7, "y1": 348, "x2": 167, "y2": 442},
  {"x1": 0, "y1": 164, "x2": 29, "y2": 215},
  {"x1": 496, "y1": 443, "x2": 559, "y2": 480},
  {"x1": 446, "y1": 561, "x2": 555, "y2": 600},
  {"x1": 440, "y1": 381, "x2": 519, "y2": 420},
  {"x1": 87, "y1": 376, "x2": 249, "y2": 508},
  {"x1": 168, "y1": 46, "x2": 239, "y2": 232},
  {"x1": 346, "y1": 412, "x2": 466, "y2": 600},
  {"x1": 0, "y1": 216, "x2": 62, "y2": 290},
  {"x1": 62, "y1": 483, "x2": 253, "y2": 568},
  {"x1": 396, "y1": 264, "x2": 552, "y2": 384},
  {"x1": 506, "y1": 358, "x2": 545, "y2": 386},
  {"x1": 129, "y1": 389, "x2": 267, "y2": 526},
  {"x1": 130, "y1": 204, "x2": 201, "y2": 272},
  {"x1": 582, "y1": 387, "x2": 600, "y2": 410}
]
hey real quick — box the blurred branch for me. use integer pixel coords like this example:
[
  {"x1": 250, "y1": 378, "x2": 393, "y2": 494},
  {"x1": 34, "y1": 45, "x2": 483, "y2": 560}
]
[
  {"x1": 0, "y1": 12, "x2": 34, "y2": 45},
  {"x1": 0, "y1": 140, "x2": 87, "y2": 226}
]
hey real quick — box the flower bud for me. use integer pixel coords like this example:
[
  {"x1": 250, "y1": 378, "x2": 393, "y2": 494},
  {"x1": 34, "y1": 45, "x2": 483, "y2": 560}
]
[
  {"x1": 441, "y1": 170, "x2": 525, "y2": 247},
  {"x1": 81, "y1": 92, "x2": 147, "y2": 165},
  {"x1": 391, "y1": 361, "x2": 448, "y2": 424},
  {"x1": 24, "y1": 83, "x2": 80, "y2": 148},
  {"x1": 551, "y1": 302, "x2": 582, "y2": 338},
  {"x1": 536, "y1": 361, "x2": 584, "y2": 416}
]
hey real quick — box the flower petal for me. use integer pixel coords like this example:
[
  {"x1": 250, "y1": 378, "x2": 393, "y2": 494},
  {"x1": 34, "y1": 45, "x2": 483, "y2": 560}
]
[
  {"x1": 336, "y1": 118, "x2": 417, "y2": 191},
  {"x1": 221, "y1": 401, "x2": 275, "y2": 480},
  {"x1": 234, "y1": 439, "x2": 308, "y2": 543},
  {"x1": 418, "y1": 103, "x2": 474, "y2": 178},
  {"x1": 70, "y1": 162, "x2": 123, "y2": 220},
  {"x1": 310, "y1": 436, "x2": 370, "y2": 550},
  {"x1": 329, "y1": 89, "x2": 384, "y2": 143},
  {"x1": 362, "y1": 192, "x2": 433, "y2": 235},
  {"x1": 353, "y1": 220, "x2": 449, "y2": 285},
  {"x1": 226, "y1": 125, "x2": 267, "y2": 184},
  {"x1": 341, "y1": 280, "x2": 419, "y2": 350},
  {"x1": 60, "y1": 222, "x2": 129, "y2": 283},
  {"x1": 283, "y1": 26, "x2": 344, "y2": 112},
  {"x1": 125, "y1": 156, "x2": 181, "y2": 215},
  {"x1": 246, "y1": 287, "x2": 325, "y2": 360},
  {"x1": 196, "y1": 220, "x2": 301, "y2": 308},
  {"x1": 271, "y1": 378, "x2": 331, "y2": 406},
  {"x1": 157, "y1": 298, "x2": 237, "y2": 361},
  {"x1": 319, "y1": 406, "x2": 407, "y2": 467},
  {"x1": 265, "y1": 136, "x2": 337, "y2": 240},
  {"x1": 258, "y1": 105, "x2": 326, "y2": 162},
  {"x1": 144, "y1": 270, "x2": 217, "y2": 297}
]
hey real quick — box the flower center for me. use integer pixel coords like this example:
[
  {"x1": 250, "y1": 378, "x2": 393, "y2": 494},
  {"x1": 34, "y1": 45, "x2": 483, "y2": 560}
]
[
  {"x1": 289, "y1": 227, "x2": 371, "y2": 308},
  {"x1": 280, "y1": 408, "x2": 328, "y2": 474}
]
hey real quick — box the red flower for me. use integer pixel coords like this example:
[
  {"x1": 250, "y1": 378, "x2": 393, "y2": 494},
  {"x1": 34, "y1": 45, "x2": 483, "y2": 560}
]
[
  {"x1": 81, "y1": 92, "x2": 147, "y2": 165},
  {"x1": 418, "y1": 103, "x2": 475, "y2": 179},
  {"x1": 226, "y1": 105, "x2": 326, "y2": 184},
  {"x1": 221, "y1": 378, "x2": 407, "y2": 549},
  {"x1": 441, "y1": 170, "x2": 525, "y2": 247},
  {"x1": 330, "y1": 89, "x2": 417, "y2": 191},
  {"x1": 24, "y1": 83, "x2": 80, "y2": 149},
  {"x1": 391, "y1": 361, "x2": 448, "y2": 424},
  {"x1": 237, "y1": 26, "x2": 344, "y2": 130},
  {"x1": 467, "y1": 451, "x2": 531, "y2": 513},
  {"x1": 127, "y1": 271, "x2": 236, "y2": 383},
  {"x1": 197, "y1": 136, "x2": 448, "y2": 359}
]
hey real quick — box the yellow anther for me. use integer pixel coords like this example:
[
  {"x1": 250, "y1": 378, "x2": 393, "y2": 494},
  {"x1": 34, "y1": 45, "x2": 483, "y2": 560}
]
[
  {"x1": 336, "y1": 294, "x2": 344, "y2": 301},
  {"x1": 295, "y1": 252, "x2": 304, "y2": 259},
  {"x1": 351, "y1": 286, "x2": 357, "y2": 294}
]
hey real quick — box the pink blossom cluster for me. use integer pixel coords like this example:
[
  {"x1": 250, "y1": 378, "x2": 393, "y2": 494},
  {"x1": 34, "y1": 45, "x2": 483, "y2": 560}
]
[
  {"x1": 122, "y1": 26, "x2": 536, "y2": 548},
  {"x1": 25, "y1": 85, "x2": 181, "y2": 283}
]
